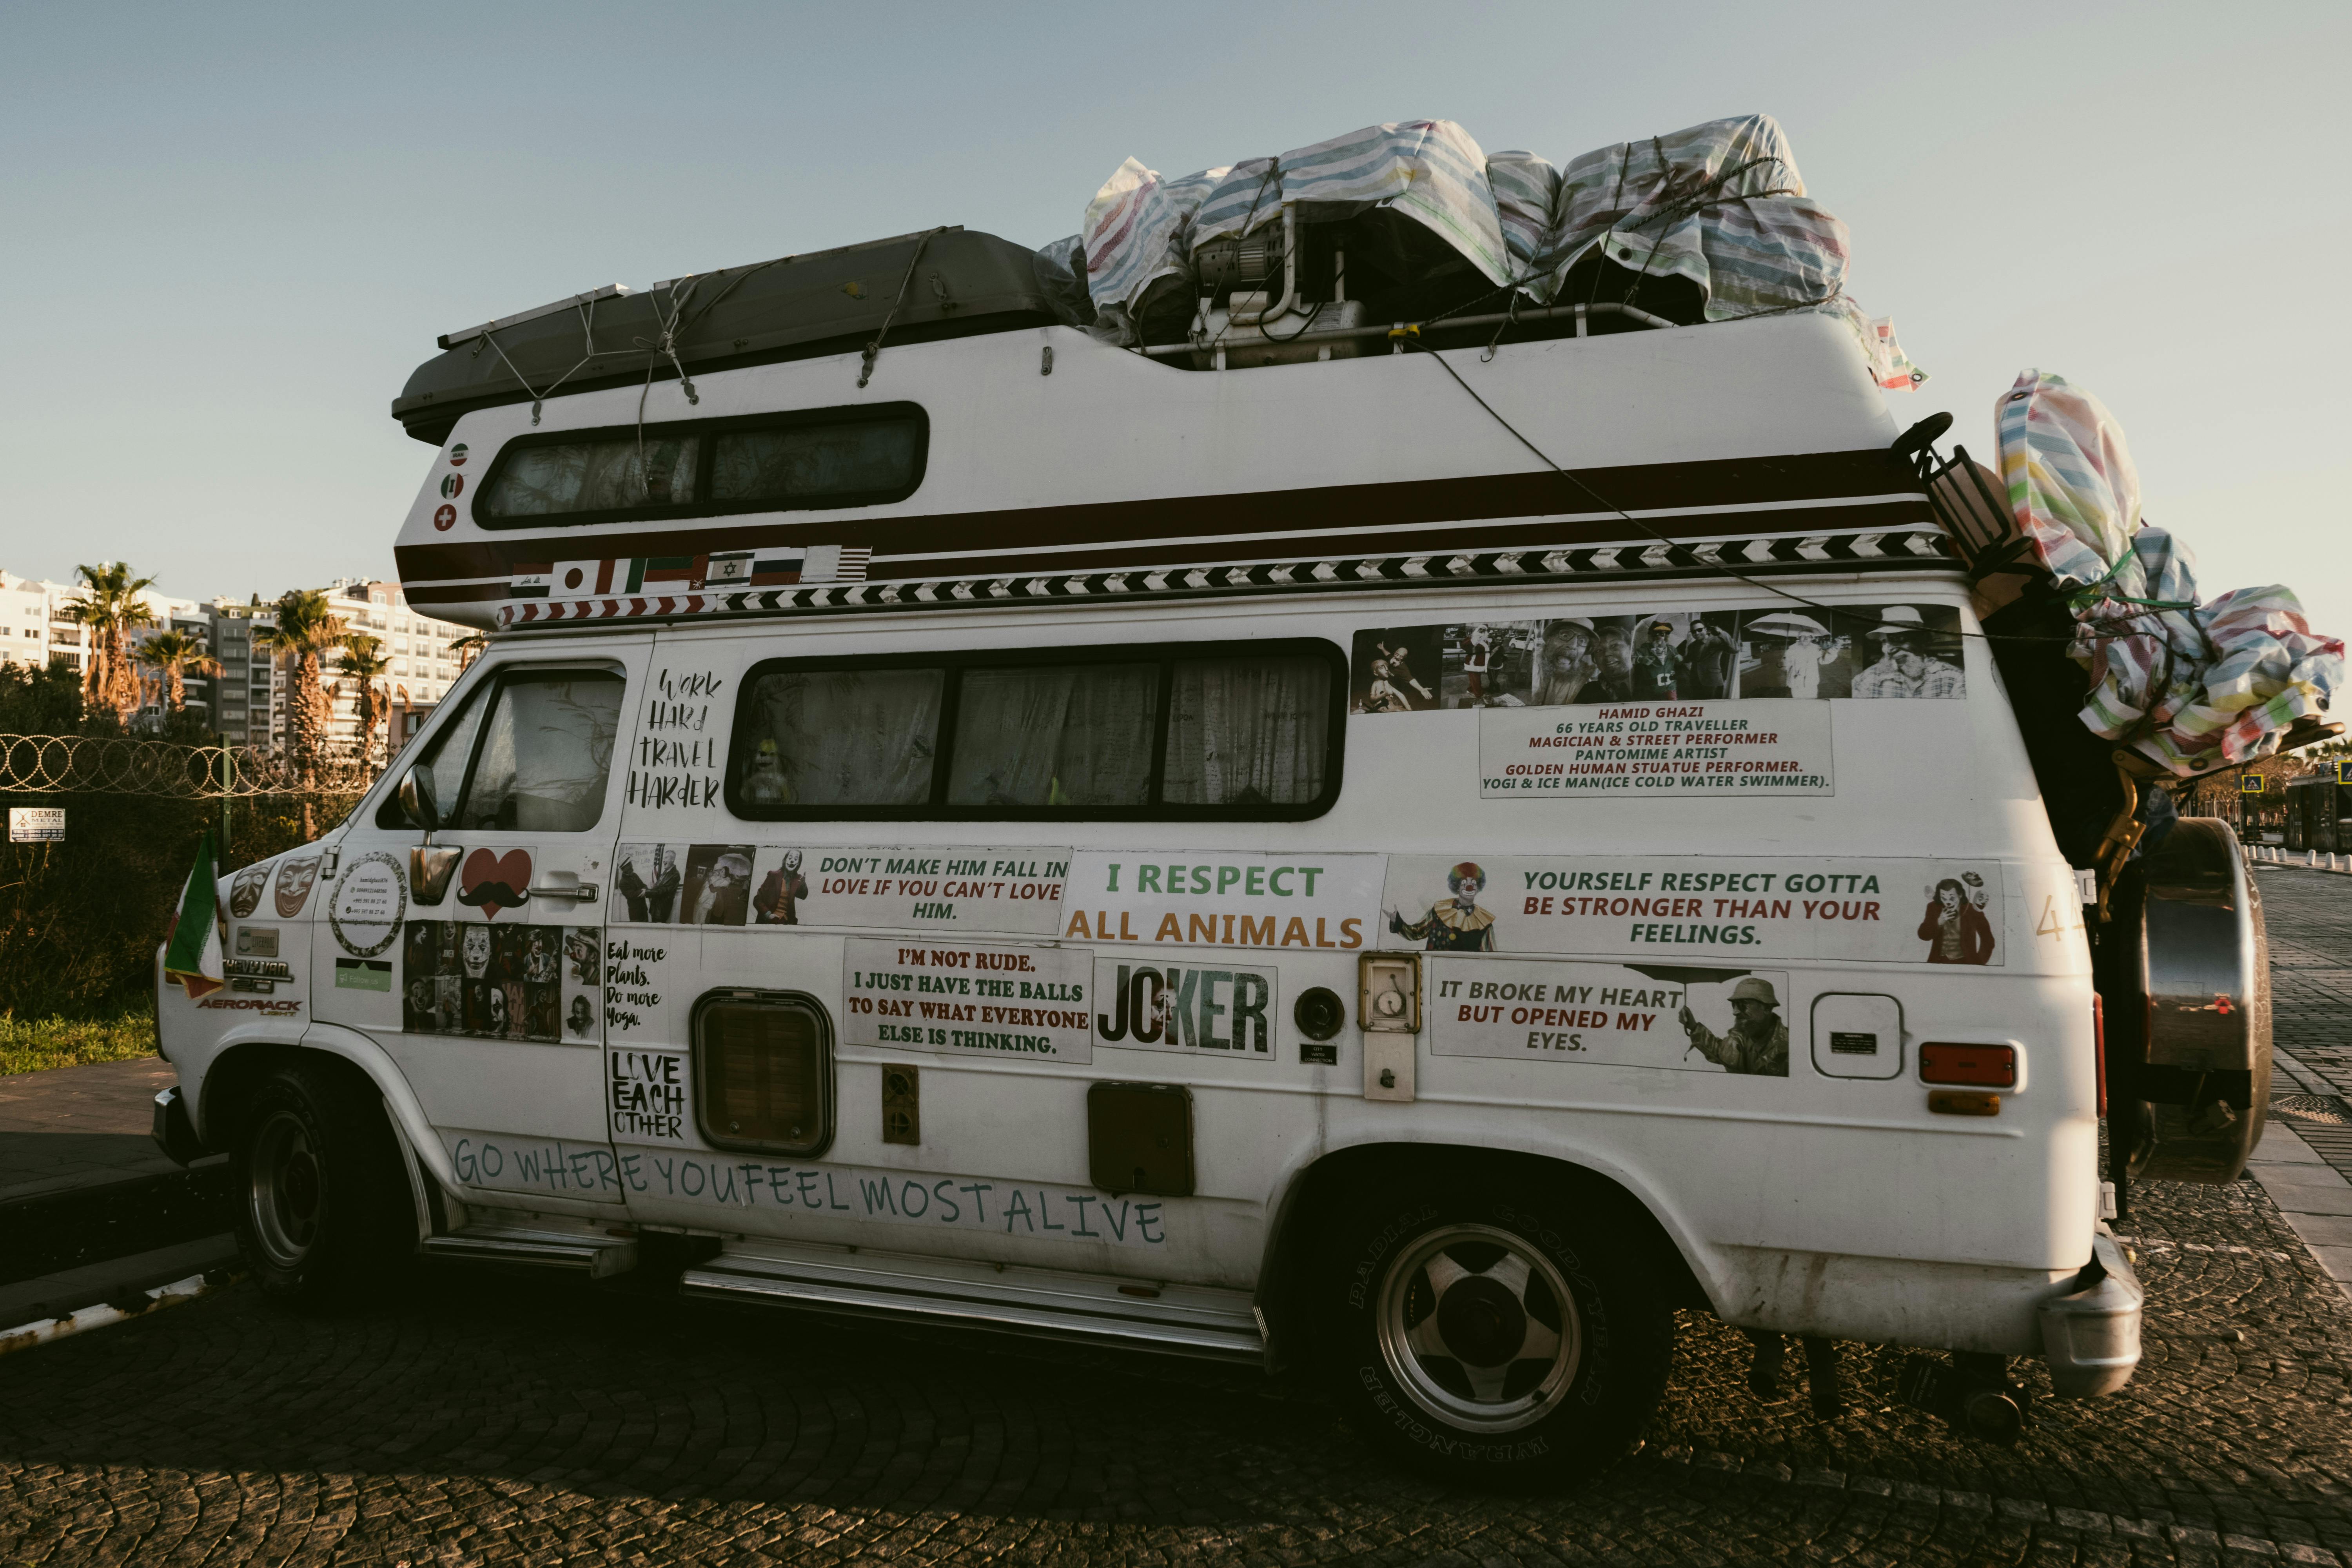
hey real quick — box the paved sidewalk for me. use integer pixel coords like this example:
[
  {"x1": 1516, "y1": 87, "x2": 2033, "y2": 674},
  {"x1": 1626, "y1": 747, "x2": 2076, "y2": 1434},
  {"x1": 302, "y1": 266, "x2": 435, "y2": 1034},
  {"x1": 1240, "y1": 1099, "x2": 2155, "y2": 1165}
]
[{"x1": 0, "y1": 1056, "x2": 194, "y2": 1204}]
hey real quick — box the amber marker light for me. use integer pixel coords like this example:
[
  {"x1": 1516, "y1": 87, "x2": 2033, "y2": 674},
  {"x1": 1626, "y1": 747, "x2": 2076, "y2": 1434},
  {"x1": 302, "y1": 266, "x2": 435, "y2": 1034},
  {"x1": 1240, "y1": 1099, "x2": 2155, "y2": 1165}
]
[
  {"x1": 1927, "y1": 1090, "x2": 2003, "y2": 1117},
  {"x1": 1920, "y1": 1042, "x2": 2017, "y2": 1088}
]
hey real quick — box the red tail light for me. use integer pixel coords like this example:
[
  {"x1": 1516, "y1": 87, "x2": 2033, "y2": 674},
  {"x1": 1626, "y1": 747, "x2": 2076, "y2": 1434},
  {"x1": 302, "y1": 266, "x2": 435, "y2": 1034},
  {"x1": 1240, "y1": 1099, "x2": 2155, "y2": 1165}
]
[{"x1": 1921, "y1": 1042, "x2": 2017, "y2": 1088}]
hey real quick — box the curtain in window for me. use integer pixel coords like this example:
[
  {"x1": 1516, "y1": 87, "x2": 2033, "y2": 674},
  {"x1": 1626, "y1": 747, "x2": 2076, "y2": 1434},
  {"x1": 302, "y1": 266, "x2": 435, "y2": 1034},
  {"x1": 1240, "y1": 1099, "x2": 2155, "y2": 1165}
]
[
  {"x1": 740, "y1": 668, "x2": 942, "y2": 807},
  {"x1": 483, "y1": 435, "x2": 699, "y2": 517},
  {"x1": 947, "y1": 665, "x2": 1158, "y2": 806},
  {"x1": 460, "y1": 674, "x2": 624, "y2": 832},
  {"x1": 1162, "y1": 655, "x2": 1329, "y2": 806},
  {"x1": 710, "y1": 419, "x2": 918, "y2": 503}
]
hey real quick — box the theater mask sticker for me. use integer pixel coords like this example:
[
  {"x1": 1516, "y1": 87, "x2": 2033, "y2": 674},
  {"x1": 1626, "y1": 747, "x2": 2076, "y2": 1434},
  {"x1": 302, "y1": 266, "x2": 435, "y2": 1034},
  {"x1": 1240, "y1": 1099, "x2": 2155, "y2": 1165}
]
[
  {"x1": 273, "y1": 851, "x2": 323, "y2": 917},
  {"x1": 228, "y1": 860, "x2": 272, "y2": 919}
]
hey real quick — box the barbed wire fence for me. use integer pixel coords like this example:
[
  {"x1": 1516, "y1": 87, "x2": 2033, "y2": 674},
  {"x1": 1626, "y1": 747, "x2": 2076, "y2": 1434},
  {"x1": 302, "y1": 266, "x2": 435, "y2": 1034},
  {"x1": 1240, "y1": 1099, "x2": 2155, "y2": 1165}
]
[{"x1": 0, "y1": 732, "x2": 382, "y2": 846}]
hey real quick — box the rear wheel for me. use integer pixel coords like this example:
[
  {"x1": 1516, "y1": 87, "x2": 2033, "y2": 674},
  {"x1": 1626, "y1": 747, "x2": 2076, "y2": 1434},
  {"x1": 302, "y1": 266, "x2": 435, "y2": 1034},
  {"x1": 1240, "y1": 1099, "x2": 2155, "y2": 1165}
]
[
  {"x1": 1316, "y1": 1176, "x2": 1672, "y2": 1487},
  {"x1": 232, "y1": 1062, "x2": 413, "y2": 1308}
]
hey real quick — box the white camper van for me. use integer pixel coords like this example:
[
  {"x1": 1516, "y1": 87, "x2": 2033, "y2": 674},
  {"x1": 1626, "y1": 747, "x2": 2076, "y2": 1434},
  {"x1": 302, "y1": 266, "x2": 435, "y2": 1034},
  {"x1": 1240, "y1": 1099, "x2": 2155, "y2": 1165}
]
[{"x1": 154, "y1": 223, "x2": 2272, "y2": 1484}]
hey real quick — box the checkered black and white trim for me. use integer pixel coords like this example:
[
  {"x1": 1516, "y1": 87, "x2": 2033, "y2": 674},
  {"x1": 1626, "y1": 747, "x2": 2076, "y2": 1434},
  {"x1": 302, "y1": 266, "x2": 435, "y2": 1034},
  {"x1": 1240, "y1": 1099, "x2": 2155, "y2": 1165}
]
[{"x1": 495, "y1": 527, "x2": 1956, "y2": 630}]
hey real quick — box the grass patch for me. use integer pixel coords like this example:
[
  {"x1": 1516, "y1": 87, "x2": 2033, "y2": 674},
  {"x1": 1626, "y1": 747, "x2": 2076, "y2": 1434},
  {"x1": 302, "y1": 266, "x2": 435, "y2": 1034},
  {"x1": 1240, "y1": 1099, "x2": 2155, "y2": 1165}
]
[{"x1": 0, "y1": 1007, "x2": 158, "y2": 1076}]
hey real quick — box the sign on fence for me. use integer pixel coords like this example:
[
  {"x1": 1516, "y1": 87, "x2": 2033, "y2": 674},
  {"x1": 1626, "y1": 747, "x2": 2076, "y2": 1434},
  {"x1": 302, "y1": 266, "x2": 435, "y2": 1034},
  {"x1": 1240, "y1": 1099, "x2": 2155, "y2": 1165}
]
[{"x1": 9, "y1": 807, "x2": 65, "y2": 842}]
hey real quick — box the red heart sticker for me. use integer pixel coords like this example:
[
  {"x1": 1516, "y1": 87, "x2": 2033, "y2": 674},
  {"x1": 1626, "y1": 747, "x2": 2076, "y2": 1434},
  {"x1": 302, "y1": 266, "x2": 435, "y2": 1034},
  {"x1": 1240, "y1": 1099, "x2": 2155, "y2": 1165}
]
[{"x1": 456, "y1": 848, "x2": 533, "y2": 919}]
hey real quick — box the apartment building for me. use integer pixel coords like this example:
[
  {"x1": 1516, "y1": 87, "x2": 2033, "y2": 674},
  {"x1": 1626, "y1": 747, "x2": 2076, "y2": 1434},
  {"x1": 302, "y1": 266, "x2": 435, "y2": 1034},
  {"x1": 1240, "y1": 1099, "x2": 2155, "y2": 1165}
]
[
  {"x1": 0, "y1": 569, "x2": 209, "y2": 721},
  {"x1": 2, "y1": 570, "x2": 472, "y2": 756}
]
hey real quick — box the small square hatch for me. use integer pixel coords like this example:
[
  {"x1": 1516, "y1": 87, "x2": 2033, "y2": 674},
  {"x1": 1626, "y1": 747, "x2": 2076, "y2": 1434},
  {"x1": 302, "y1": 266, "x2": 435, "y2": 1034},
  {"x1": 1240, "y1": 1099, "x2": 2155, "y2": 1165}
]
[
  {"x1": 1087, "y1": 1082, "x2": 1193, "y2": 1197},
  {"x1": 1811, "y1": 994, "x2": 1904, "y2": 1080}
]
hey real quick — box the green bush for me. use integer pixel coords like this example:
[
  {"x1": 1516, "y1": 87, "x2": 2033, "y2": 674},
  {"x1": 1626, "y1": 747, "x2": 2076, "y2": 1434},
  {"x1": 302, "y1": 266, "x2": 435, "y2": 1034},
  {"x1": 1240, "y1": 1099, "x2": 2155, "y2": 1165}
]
[{"x1": 0, "y1": 1008, "x2": 158, "y2": 1074}]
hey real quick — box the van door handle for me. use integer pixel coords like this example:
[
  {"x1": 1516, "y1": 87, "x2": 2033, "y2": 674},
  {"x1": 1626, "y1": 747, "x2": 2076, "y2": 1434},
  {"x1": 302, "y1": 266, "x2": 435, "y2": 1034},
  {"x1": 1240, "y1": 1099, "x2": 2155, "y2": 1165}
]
[{"x1": 528, "y1": 871, "x2": 598, "y2": 904}]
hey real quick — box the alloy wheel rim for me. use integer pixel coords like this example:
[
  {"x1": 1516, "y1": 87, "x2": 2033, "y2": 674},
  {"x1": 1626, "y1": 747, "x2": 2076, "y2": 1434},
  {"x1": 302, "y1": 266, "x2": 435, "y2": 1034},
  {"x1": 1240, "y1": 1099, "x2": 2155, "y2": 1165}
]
[
  {"x1": 249, "y1": 1109, "x2": 323, "y2": 1268},
  {"x1": 1376, "y1": 1222, "x2": 1582, "y2": 1433}
]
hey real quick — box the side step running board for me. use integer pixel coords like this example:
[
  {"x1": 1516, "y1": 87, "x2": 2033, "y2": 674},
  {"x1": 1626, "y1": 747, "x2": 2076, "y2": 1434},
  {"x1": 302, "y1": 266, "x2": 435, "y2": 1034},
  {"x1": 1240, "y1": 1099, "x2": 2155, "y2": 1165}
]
[
  {"x1": 683, "y1": 1242, "x2": 1264, "y2": 1361},
  {"x1": 421, "y1": 1225, "x2": 638, "y2": 1278}
]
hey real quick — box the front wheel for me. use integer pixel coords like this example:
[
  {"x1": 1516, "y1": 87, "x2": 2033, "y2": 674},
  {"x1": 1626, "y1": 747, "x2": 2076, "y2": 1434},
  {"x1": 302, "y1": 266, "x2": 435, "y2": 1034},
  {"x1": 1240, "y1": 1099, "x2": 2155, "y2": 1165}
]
[
  {"x1": 1317, "y1": 1177, "x2": 1672, "y2": 1487},
  {"x1": 232, "y1": 1061, "x2": 413, "y2": 1308}
]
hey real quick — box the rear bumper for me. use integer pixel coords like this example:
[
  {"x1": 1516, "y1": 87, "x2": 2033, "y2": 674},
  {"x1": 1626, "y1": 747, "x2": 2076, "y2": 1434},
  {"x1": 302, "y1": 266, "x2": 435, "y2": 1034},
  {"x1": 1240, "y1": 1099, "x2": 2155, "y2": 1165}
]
[
  {"x1": 151, "y1": 1085, "x2": 209, "y2": 1167},
  {"x1": 2038, "y1": 1225, "x2": 2142, "y2": 1397}
]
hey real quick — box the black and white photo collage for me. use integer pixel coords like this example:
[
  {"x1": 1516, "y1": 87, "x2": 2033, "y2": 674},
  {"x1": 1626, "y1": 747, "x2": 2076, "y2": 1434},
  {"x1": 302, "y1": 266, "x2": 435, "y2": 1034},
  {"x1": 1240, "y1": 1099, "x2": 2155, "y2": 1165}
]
[
  {"x1": 614, "y1": 842, "x2": 812, "y2": 926},
  {"x1": 1348, "y1": 604, "x2": 1965, "y2": 713},
  {"x1": 401, "y1": 921, "x2": 603, "y2": 1044}
]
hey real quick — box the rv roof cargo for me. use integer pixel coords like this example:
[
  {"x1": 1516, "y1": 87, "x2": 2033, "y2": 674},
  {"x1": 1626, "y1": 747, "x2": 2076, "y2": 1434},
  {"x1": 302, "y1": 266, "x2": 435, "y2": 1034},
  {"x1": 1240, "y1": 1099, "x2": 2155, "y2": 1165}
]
[{"x1": 393, "y1": 228, "x2": 1058, "y2": 446}]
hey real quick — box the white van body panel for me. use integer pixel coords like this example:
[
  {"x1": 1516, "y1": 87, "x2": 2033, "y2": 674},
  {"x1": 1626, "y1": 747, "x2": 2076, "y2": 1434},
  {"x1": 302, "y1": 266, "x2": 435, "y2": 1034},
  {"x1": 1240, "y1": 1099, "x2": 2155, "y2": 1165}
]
[{"x1": 172, "y1": 305, "x2": 2112, "y2": 1368}]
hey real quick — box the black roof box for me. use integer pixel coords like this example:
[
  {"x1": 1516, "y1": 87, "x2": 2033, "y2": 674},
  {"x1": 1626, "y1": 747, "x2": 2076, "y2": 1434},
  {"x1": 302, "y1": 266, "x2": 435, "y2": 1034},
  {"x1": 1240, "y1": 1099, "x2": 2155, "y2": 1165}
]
[{"x1": 392, "y1": 227, "x2": 1058, "y2": 445}]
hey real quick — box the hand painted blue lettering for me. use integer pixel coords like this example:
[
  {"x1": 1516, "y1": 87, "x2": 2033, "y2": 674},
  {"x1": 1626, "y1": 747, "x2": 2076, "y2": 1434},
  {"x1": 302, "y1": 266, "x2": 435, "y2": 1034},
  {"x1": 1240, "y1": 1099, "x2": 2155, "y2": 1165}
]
[
  {"x1": 1136, "y1": 1202, "x2": 1165, "y2": 1244},
  {"x1": 1071, "y1": 1194, "x2": 1100, "y2": 1237},
  {"x1": 933, "y1": 1179, "x2": 961, "y2": 1222},
  {"x1": 858, "y1": 1176, "x2": 899, "y2": 1215},
  {"x1": 958, "y1": 1181, "x2": 993, "y2": 1223},
  {"x1": 824, "y1": 1172, "x2": 851, "y2": 1212},
  {"x1": 900, "y1": 1179, "x2": 929, "y2": 1218},
  {"x1": 1039, "y1": 1189, "x2": 1065, "y2": 1230},
  {"x1": 1004, "y1": 1189, "x2": 1035, "y2": 1233}
]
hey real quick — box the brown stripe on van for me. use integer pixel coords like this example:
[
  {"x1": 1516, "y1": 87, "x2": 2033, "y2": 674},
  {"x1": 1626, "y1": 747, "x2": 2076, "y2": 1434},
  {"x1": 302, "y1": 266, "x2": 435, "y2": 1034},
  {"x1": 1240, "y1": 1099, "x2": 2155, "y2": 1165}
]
[{"x1": 395, "y1": 446, "x2": 1923, "y2": 584}]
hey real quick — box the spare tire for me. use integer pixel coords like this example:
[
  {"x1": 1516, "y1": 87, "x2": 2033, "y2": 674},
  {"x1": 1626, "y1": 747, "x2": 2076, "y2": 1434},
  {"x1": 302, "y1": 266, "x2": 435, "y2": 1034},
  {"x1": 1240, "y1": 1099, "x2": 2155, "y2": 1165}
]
[{"x1": 2096, "y1": 818, "x2": 2272, "y2": 1184}]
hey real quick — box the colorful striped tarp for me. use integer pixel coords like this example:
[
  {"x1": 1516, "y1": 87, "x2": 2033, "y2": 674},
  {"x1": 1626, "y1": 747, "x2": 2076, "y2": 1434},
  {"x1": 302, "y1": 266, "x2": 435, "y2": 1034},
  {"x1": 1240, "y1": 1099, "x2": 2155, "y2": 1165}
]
[
  {"x1": 1998, "y1": 370, "x2": 2345, "y2": 774},
  {"x1": 1071, "y1": 112, "x2": 1916, "y2": 389}
]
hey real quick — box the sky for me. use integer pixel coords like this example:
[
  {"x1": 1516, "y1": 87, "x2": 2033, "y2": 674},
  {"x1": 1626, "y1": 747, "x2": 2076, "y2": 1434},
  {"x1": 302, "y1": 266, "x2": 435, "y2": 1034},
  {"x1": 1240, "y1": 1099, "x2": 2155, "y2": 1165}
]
[{"x1": 2, "y1": 0, "x2": 2346, "y2": 638}]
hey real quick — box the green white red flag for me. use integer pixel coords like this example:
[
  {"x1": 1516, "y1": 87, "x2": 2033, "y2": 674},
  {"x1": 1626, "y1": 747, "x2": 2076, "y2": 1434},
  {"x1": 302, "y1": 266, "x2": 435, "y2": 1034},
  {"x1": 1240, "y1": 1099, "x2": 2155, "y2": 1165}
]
[{"x1": 163, "y1": 833, "x2": 225, "y2": 1000}]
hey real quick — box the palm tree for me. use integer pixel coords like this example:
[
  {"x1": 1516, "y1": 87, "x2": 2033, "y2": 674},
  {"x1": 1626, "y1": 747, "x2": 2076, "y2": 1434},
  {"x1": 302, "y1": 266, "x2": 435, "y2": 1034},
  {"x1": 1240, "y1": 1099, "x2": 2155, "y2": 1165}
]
[
  {"x1": 69, "y1": 561, "x2": 156, "y2": 725},
  {"x1": 336, "y1": 632, "x2": 394, "y2": 768},
  {"x1": 256, "y1": 589, "x2": 347, "y2": 826},
  {"x1": 134, "y1": 629, "x2": 222, "y2": 723},
  {"x1": 450, "y1": 630, "x2": 488, "y2": 672}
]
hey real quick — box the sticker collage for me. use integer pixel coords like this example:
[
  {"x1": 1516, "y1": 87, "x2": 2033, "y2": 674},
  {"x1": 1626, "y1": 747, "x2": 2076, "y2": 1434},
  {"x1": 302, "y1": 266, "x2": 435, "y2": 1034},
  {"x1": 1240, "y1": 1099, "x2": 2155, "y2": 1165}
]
[{"x1": 1348, "y1": 603, "x2": 1966, "y2": 713}]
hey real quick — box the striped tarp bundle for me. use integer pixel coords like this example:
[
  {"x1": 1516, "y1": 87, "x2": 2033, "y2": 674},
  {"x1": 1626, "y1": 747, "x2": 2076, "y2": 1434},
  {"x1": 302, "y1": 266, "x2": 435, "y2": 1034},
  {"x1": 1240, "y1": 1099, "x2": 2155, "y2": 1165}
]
[
  {"x1": 1998, "y1": 370, "x2": 2345, "y2": 773},
  {"x1": 1069, "y1": 112, "x2": 1915, "y2": 385},
  {"x1": 1538, "y1": 115, "x2": 1828, "y2": 314},
  {"x1": 1485, "y1": 150, "x2": 1560, "y2": 272},
  {"x1": 1081, "y1": 158, "x2": 1229, "y2": 325}
]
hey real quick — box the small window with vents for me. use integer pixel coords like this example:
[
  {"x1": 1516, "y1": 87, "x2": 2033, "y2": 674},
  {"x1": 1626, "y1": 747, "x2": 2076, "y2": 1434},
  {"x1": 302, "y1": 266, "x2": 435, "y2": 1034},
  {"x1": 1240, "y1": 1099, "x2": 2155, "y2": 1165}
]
[{"x1": 692, "y1": 991, "x2": 835, "y2": 1157}]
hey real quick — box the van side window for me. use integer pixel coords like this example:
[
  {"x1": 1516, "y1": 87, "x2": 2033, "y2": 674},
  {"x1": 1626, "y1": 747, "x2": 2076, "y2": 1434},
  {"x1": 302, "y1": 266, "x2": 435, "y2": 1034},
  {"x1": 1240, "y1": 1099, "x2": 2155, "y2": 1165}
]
[
  {"x1": 377, "y1": 680, "x2": 490, "y2": 829},
  {"x1": 474, "y1": 405, "x2": 926, "y2": 528},
  {"x1": 947, "y1": 664, "x2": 1160, "y2": 807},
  {"x1": 736, "y1": 667, "x2": 944, "y2": 806},
  {"x1": 450, "y1": 670, "x2": 626, "y2": 832},
  {"x1": 1163, "y1": 654, "x2": 1331, "y2": 807},
  {"x1": 726, "y1": 639, "x2": 1344, "y2": 822}
]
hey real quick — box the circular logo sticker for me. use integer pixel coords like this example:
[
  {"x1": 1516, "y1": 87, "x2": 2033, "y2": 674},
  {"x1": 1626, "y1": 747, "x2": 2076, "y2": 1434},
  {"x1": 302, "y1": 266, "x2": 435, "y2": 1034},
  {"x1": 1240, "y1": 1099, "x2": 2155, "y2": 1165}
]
[
  {"x1": 328, "y1": 851, "x2": 407, "y2": 958},
  {"x1": 440, "y1": 473, "x2": 465, "y2": 499},
  {"x1": 433, "y1": 503, "x2": 457, "y2": 531},
  {"x1": 448, "y1": 442, "x2": 469, "y2": 467},
  {"x1": 274, "y1": 852, "x2": 323, "y2": 918},
  {"x1": 228, "y1": 861, "x2": 270, "y2": 919}
]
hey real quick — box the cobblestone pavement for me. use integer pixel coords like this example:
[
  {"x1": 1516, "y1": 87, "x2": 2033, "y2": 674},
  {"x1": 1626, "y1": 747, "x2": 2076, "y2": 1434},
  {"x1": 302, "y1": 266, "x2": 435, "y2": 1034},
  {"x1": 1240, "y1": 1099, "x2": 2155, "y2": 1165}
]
[
  {"x1": 2261, "y1": 868, "x2": 2352, "y2": 1104},
  {"x1": 4, "y1": 886, "x2": 2350, "y2": 1566}
]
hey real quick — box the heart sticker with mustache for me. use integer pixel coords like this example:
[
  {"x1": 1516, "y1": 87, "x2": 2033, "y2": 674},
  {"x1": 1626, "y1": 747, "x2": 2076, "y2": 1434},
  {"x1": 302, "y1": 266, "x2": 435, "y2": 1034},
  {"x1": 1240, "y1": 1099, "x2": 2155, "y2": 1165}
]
[{"x1": 456, "y1": 848, "x2": 533, "y2": 919}]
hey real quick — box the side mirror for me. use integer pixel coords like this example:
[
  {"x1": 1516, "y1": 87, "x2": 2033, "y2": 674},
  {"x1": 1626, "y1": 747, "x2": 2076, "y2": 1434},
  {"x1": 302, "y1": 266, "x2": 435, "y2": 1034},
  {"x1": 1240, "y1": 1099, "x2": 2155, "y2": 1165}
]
[{"x1": 398, "y1": 764, "x2": 439, "y2": 831}]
